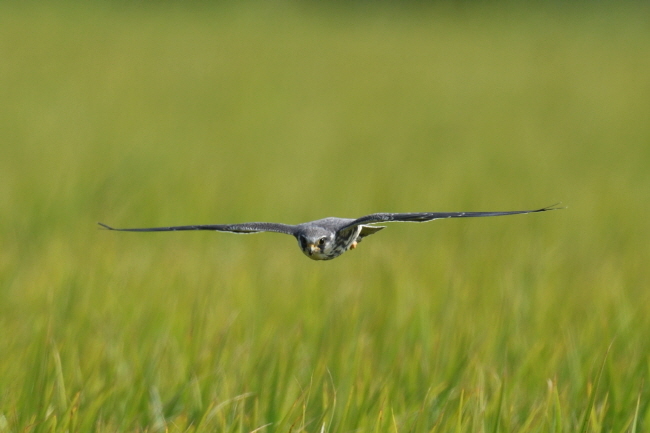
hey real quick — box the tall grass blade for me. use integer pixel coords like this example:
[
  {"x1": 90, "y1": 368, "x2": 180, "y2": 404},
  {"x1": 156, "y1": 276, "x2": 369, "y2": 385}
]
[
  {"x1": 51, "y1": 342, "x2": 67, "y2": 414},
  {"x1": 456, "y1": 390, "x2": 464, "y2": 433},
  {"x1": 579, "y1": 342, "x2": 613, "y2": 433},
  {"x1": 630, "y1": 390, "x2": 641, "y2": 433},
  {"x1": 491, "y1": 378, "x2": 505, "y2": 433}
]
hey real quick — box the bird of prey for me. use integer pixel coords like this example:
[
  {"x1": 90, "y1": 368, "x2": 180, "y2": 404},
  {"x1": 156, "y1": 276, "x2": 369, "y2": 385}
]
[{"x1": 98, "y1": 204, "x2": 561, "y2": 261}]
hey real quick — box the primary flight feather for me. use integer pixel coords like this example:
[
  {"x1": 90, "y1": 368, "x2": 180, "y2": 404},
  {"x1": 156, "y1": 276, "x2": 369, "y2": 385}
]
[{"x1": 99, "y1": 204, "x2": 562, "y2": 261}]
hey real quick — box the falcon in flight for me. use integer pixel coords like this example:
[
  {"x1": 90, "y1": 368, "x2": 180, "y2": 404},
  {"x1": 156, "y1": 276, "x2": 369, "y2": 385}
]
[{"x1": 99, "y1": 204, "x2": 561, "y2": 261}]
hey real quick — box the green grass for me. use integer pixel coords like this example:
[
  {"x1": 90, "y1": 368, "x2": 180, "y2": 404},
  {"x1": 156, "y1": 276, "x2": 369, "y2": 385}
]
[{"x1": 1, "y1": 1, "x2": 650, "y2": 432}]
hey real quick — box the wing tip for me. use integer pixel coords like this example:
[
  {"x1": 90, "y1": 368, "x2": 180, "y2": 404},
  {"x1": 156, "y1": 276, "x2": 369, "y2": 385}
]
[
  {"x1": 97, "y1": 222, "x2": 114, "y2": 230},
  {"x1": 539, "y1": 202, "x2": 566, "y2": 212}
]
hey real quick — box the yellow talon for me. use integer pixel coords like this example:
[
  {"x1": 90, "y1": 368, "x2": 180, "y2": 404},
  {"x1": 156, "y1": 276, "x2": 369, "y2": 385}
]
[{"x1": 350, "y1": 242, "x2": 357, "y2": 250}]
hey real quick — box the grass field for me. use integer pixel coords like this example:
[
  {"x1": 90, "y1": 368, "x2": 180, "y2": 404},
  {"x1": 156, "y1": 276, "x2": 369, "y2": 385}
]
[{"x1": 1, "y1": 1, "x2": 650, "y2": 432}]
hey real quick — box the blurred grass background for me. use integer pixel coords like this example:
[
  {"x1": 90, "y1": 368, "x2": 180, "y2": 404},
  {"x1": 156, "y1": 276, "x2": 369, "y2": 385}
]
[{"x1": 1, "y1": 1, "x2": 649, "y2": 432}]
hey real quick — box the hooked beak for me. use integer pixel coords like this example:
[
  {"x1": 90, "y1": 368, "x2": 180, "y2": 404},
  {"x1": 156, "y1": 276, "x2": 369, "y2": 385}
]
[{"x1": 308, "y1": 244, "x2": 319, "y2": 256}]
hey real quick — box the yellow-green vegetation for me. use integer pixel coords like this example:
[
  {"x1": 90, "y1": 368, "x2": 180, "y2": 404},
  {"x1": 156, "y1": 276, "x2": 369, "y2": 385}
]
[{"x1": 1, "y1": 2, "x2": 649, "y2": 432}]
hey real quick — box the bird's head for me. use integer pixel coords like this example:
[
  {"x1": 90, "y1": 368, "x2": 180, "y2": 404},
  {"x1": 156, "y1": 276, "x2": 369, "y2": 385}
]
[{"x1": 297, "y1": 228, "x2": 335, "y2": 260}]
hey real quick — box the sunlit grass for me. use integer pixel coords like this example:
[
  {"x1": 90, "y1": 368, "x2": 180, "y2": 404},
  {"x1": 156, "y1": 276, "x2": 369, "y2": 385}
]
[{"x1": 1, "y1": 1, "x2": 649, "y2": 432}]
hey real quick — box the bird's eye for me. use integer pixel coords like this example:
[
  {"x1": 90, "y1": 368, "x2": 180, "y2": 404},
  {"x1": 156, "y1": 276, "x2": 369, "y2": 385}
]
[{"x1": 318, "y1": 237, "x2": 326, "y2": 246}]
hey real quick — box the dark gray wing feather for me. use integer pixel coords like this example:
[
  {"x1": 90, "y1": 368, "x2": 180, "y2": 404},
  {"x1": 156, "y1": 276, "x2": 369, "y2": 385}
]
[
  {"x1": 337, "y1": 204, "x2": 562, "y2": 234},
  {"x1": 98, "y1": 221, "x2": 297, "y2": 235}
]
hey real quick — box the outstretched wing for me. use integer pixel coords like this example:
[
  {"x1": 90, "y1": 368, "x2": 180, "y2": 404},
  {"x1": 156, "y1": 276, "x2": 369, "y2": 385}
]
[
  {"x1": 337, "y1": 204, "x2": 562, "y2": 234},
  {"x1": 98, "y1": 221, "x2": 298, "y2": 235}
]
